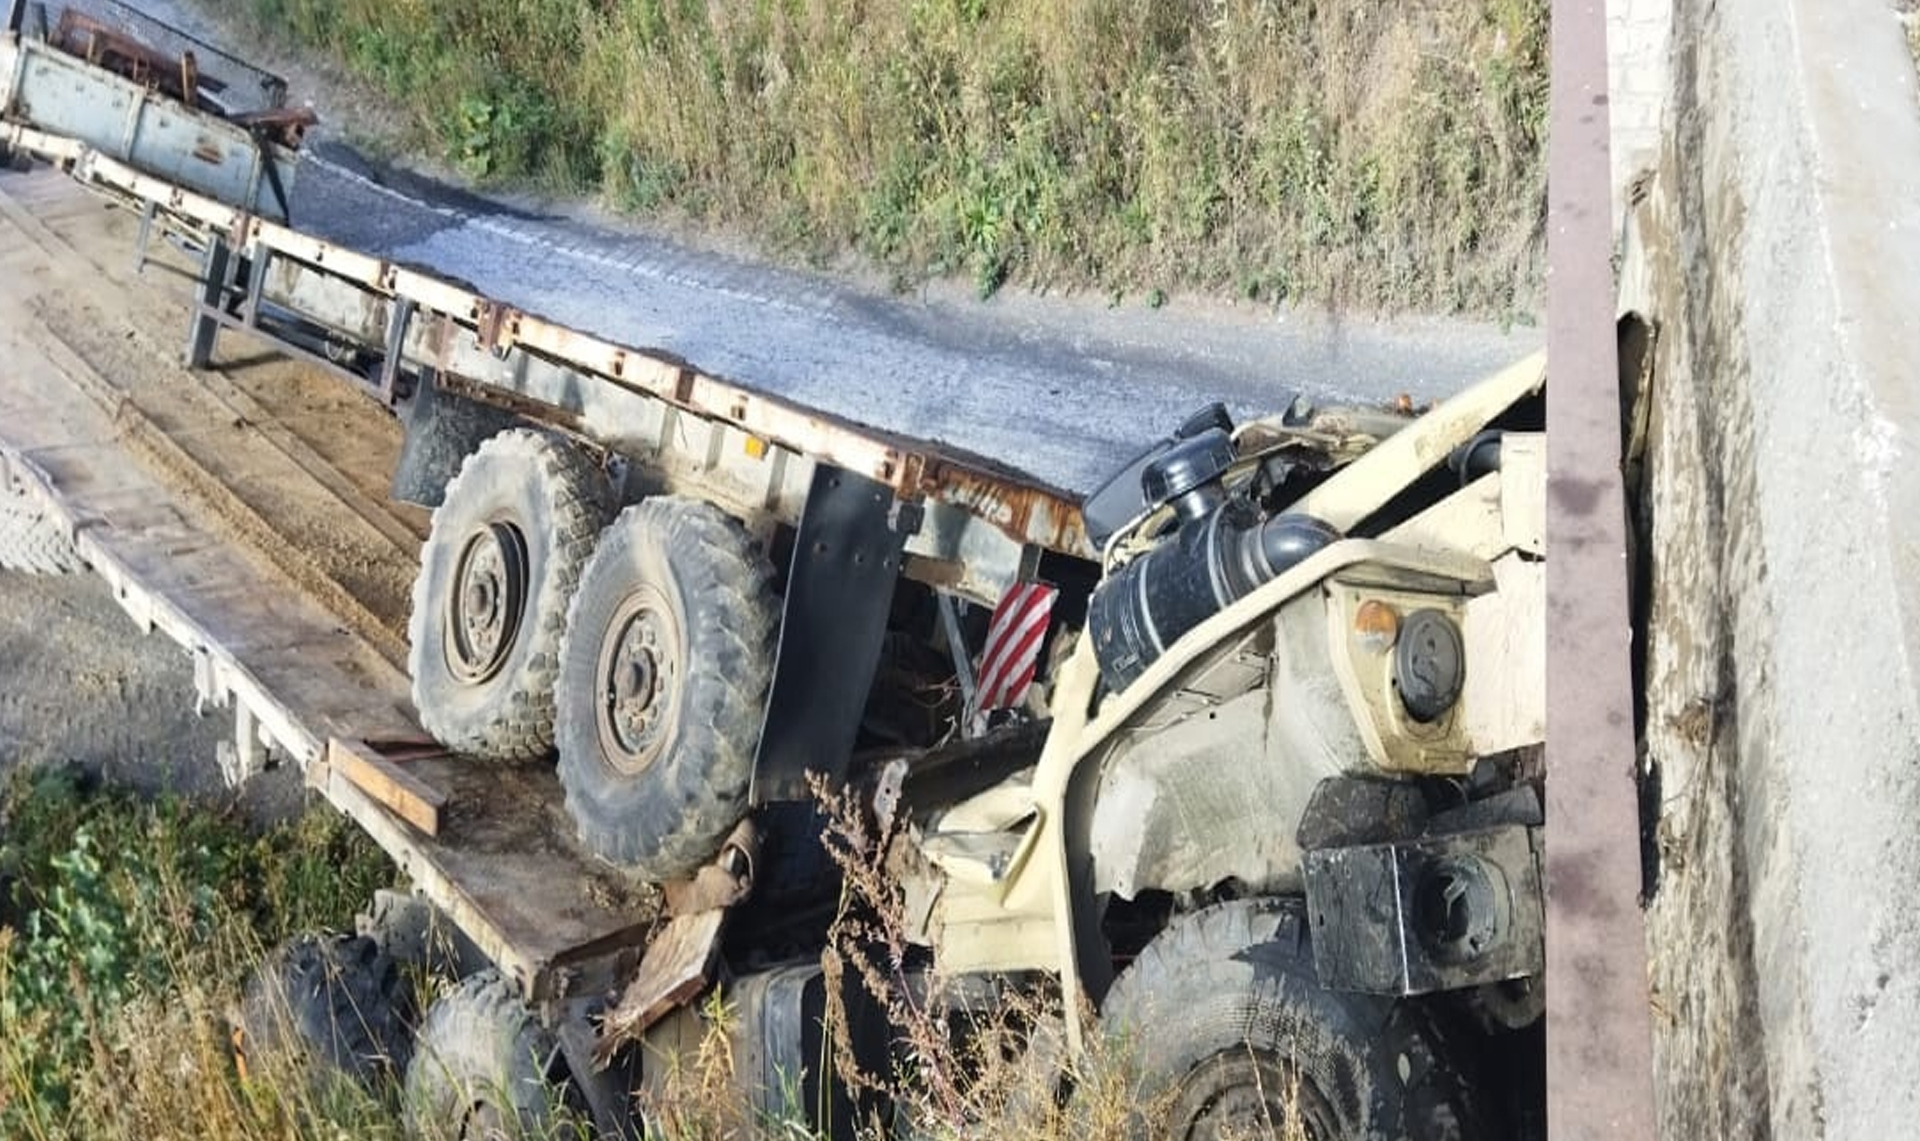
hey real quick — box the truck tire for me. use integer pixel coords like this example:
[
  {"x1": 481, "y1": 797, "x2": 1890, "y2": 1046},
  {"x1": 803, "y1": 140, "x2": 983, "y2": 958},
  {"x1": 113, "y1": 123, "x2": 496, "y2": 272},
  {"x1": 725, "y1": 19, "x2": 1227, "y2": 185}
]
[
  {"x1": 238, "y1": 932, "x2": 413, "y2": 1089},
  {"x1": 555, "y1": 497, "x2": 776, "y2": 879},
  {"x1": 403, "y1": 970, "x2": 576, "y2": 1140},
  {"x1": 1099, "y1": 898, "x2": 1481, "y2": 1141},
  {"x1": 357, "y1": 889, "x2": 491, "y2": 982},
  {"x1": 409, "y1": 429, "x2": 610, "y2": 761},
  {"x1": 0, "y1": 488, "x2": 80, "y2": 574}
]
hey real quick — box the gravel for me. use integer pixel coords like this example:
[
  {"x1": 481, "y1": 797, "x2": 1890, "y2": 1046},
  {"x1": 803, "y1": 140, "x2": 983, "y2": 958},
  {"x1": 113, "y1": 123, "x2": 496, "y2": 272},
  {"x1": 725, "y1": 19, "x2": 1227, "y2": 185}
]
[{"x1": 0, "y1": 570, "x2": 302, "y2": 820}]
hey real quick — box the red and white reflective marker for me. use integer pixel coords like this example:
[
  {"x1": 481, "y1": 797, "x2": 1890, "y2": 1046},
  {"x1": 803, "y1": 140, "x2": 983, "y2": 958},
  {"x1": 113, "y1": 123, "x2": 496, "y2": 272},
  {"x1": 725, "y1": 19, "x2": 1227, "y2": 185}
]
[{"x1": 967, "y1": 582, "x2": 1058, "y2": 734}]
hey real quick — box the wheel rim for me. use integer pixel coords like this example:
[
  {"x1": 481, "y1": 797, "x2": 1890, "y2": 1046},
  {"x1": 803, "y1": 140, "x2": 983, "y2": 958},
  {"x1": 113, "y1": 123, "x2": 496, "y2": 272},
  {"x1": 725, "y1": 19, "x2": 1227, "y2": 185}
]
[
  {"x1": 1170, "y1": 1050, "x2": 1341, "y2": 1141},
  {"x1": 445, "y1": 522, "x2": 531, "y2": 685},
  {"x1": 594, "y1": 583, "x2": 683, "y2": 776}
]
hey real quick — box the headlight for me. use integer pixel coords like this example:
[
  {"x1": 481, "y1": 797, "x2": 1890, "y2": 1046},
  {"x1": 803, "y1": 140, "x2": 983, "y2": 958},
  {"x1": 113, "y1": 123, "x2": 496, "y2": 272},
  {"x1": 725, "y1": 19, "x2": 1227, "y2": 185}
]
[{"x1": 1393, "y1": 608, "x2": 1465, "y2": 722}]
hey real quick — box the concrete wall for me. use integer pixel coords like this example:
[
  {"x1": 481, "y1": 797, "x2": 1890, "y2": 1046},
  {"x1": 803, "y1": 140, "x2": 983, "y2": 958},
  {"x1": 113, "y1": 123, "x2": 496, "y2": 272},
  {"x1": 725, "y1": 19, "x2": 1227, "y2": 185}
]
[
  {"x1": 1607, "y1": 0, "x2": 1673, "y2": 218},
  {"x1": 1627, "y1": 1, "x2": 1920, "y2": 1136}
]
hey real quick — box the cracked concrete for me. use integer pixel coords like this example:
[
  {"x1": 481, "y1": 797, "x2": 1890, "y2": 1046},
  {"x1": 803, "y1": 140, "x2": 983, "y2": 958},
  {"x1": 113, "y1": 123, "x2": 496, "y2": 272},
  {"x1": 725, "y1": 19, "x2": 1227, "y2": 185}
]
[{"x1": 1630, "y1": 1, "x2": 1920, "y2": 1136}]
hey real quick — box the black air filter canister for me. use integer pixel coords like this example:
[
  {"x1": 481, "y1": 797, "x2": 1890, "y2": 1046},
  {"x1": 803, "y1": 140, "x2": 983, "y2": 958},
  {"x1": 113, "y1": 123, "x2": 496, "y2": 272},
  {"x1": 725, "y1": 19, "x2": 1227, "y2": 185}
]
[{"x1": 1088, "y1": 506, "x2": 1340, "y2": 692}]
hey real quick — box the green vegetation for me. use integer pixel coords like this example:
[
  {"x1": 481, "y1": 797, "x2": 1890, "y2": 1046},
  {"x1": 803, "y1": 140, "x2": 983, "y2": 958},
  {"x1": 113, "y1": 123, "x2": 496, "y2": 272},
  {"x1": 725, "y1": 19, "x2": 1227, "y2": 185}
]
[
  {"x1": 0, "y1": 766, "x2": 1313, "y2": 1140},
  {"x1": 246, "y1": 0, "x2": 1546, "y2": 312},
  {"x1": 0, "y1": 768, "x2": 394, "y2": 1140}
]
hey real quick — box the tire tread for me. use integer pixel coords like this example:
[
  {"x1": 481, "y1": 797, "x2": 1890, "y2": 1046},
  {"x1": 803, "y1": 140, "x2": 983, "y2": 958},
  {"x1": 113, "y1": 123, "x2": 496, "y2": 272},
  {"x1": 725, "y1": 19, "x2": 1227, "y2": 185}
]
[
  {"x1": 403, "y1": 970, "x2": 566, "y2": 1139},
  {"x1": 408, "y1": 429, "x2": 609, "y2": 760},
  {"x1": 239, "y1": 932, "x2": 412, "y2": 1088},
  {"x1": 1101, "y1": 898, "x2": 1479, "y2": 1141},
  {"x1": 556, "y1": 496, "x2": 776, "y2": 879}
]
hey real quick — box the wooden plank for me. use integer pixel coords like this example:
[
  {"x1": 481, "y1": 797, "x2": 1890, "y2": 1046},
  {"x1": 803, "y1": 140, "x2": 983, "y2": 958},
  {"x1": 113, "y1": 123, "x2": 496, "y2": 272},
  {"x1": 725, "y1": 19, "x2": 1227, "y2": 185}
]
[
  {"x1": 319, "y1": 755, "x2": 657, "y2": 1000},
  {"x1": 327, "y1": 738, "x2": 448, "y2": 837},
  {"x1": 594, "y1": 909, "x2": 725, "y2": 1064}
]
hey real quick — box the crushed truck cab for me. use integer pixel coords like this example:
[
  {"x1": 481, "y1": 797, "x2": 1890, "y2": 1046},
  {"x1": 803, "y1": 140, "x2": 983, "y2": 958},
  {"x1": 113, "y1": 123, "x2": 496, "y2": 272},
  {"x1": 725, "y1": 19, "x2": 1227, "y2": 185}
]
[{"x1": 905, "y1": 353, "x2": 1547, "y2": 1056}]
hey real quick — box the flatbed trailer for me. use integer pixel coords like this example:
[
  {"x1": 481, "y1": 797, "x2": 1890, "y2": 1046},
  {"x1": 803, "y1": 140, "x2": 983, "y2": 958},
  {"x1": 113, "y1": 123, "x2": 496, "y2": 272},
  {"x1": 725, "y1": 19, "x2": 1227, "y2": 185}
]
[{"x1": 0, "y1": 0, "x2": 1094, "y2": 1035}]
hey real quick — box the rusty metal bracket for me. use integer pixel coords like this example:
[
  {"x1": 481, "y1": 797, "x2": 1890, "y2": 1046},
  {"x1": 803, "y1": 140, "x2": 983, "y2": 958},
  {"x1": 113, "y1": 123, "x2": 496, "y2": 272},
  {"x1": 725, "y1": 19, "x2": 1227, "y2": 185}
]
[
  {"x1": 661, "y1": 818, "x2": 760, "y2": 917},
  {"x1": 474, "y1": 298, "x2": 521, "y2": 360}
]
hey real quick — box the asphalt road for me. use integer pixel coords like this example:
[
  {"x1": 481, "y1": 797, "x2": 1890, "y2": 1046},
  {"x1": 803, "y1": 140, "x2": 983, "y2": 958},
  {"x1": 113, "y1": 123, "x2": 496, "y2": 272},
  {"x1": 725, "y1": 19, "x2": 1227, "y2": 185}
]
[{"x1": 293, "y1": 145, "x2": 1539, "y2": 495}]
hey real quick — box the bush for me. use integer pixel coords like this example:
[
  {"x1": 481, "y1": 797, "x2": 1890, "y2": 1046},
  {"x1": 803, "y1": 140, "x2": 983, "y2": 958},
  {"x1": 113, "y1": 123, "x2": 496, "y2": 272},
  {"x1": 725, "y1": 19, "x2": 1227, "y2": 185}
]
[{"x1": 0, "y1": 768, "x2": 395, "y2": 1139}]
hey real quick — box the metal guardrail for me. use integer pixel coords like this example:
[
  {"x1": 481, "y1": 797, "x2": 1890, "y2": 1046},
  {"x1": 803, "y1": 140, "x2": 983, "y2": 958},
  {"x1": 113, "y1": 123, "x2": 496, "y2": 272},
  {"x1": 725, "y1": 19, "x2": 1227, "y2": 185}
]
[{"x1": 1543, "y1": 0, "x2": 1660, "y2": 1136}]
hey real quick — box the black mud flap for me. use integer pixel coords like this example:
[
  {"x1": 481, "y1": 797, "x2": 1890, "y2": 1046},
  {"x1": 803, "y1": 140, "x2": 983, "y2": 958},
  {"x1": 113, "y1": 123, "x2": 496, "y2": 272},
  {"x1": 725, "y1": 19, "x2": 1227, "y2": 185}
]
[{"x1": 751, "y1": 464, "x2": 918, "y2": 804}]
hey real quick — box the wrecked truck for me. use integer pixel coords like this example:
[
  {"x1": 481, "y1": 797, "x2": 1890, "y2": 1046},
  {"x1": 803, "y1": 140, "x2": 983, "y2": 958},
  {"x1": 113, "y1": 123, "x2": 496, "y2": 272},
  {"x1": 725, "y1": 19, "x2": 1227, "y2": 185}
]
[
  {"x1": 0, "y1": 4, "x2": 1548, "y2": 1137},
  {"x1": 392, "y1": 351, "x2": 1551, "y2": 1141},
  {"x1": 386, "y1": 351, "x2": 1549, "y2": 1141}
]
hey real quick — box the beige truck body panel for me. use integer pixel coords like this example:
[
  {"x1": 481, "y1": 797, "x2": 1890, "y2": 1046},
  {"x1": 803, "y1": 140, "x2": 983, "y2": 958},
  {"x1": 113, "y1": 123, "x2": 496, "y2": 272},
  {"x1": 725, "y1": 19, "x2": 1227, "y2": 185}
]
[{"x1": 916, "y1": 353, "x2": 1548, "y2": 1049}]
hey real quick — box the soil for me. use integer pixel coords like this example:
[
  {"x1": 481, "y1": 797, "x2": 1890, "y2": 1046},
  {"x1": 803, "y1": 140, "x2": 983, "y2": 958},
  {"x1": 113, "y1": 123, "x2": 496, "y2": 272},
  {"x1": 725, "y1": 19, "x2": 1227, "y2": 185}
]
[
  {"x1": 0, "y1": 171, "x2": 423, "y2": 665},
  {"x1": 0, "y1": 568, "x2": 303, "y2": 821}
]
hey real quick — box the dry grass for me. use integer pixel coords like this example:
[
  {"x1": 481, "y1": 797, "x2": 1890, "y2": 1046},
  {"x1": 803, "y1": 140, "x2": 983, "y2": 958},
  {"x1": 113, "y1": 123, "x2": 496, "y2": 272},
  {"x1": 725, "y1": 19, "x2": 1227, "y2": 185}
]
[
  {"x1": 248, "y1": 0, "x2": 1545, "y2": 313},
  {"x1": 626, "y1": 776, "x2": 1325, "y2": 1139},
  {"x1": 0, "y1": 769, "x2": 396, "y2": 1140},
  {"x1": 2, "y1": 768, "x2": 1325, "y2": 1141},
  {"x1": 802, "y1": 775, "x2": 1310, "y2": 1140}
]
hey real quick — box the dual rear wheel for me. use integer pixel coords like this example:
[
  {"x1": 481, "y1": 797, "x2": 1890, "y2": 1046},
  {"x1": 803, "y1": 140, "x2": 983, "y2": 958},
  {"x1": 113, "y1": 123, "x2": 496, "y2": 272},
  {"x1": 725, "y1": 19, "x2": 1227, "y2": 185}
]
[
  {"x1": 408, "y1": 429, "x2": 776, "y2": 880},
  {"x1": 555, "y1": 497, "x2": 776, "y2": 879}
]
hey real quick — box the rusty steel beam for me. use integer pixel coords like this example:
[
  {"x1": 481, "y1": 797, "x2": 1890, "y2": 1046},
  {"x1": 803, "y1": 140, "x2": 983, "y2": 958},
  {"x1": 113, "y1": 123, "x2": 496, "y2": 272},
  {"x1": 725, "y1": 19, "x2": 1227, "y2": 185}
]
[
  {"x1": 27, "y1": 133, "x2": 1091, "y2": 558},
  {"x1": 1544, "y1": 1, "x2": 1659, "y2": 1137}
]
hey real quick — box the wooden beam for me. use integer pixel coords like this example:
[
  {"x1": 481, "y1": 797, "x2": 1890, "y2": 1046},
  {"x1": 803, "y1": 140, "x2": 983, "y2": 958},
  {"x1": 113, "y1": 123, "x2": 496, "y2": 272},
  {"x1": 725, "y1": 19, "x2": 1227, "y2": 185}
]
[
  {"x1": 326, "y1": 737, "x2": 449, "y2": 836},
  {"x1": 593, "y1": 909, "x2": 726, "y2": 1066}
]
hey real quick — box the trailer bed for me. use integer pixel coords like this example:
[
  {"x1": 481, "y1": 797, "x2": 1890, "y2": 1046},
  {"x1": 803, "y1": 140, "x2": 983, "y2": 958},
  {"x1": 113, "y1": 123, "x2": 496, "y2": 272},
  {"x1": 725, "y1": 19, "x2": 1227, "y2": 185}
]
[{"x1": 0, "y1": 163, "x2": 656, "y2": 1001}]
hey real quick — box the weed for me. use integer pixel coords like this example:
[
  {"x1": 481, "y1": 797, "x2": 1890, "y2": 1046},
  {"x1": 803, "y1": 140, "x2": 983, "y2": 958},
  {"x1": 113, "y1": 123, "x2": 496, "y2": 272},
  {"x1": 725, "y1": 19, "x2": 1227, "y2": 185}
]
[{"x1": 802, "y1": 773, "x2": 1175, "y2": 1139}]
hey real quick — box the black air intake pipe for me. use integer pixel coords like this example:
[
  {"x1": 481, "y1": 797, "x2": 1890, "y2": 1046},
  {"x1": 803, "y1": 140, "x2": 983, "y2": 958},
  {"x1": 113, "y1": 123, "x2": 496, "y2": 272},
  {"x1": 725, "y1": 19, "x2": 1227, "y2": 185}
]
[{"x1": 1087, "y1": 431, "x2": 1340, "y2": 691}]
